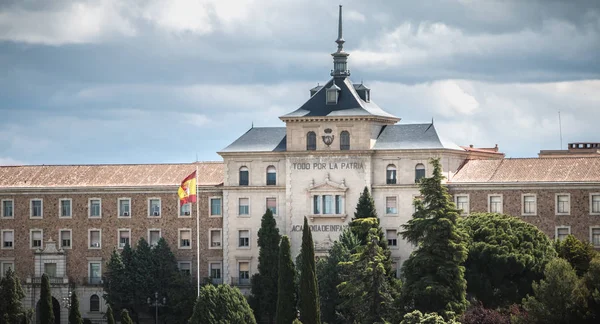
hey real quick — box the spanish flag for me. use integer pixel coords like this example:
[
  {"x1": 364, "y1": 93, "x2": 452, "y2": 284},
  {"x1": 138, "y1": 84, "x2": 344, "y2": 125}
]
[{"x1": 178, "y1": 171, "x2": 197, "y2": 206}]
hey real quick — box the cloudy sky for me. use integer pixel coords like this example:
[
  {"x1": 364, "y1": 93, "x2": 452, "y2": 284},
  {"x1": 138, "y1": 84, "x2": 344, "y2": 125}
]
[{"x1": 1, "y1": 0, "x2": 599, "y2": 165}]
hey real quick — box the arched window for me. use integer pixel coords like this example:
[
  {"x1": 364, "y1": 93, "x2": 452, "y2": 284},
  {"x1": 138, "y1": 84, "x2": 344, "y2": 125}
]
[
  {"x1": 90, "y1": 294, "x2": 100, "y2": 312},
  {"x1": 340, "y1": 131, "x2": 350, "y2": 150},
  {"x1": 239, "y1": 166, "x2": 249, "y2": 186},
  {"x1": 307, "y1": 132, "x2": 316, "y2": 151},
  {"x1": 415, "y1": 164, "x2": 426, "y2": 183},
  {"x1": 266, "y1": 166, "x2": 276, "y2": 185},
  {"x1": 386, "y1": 165, "x2": 397, "y2": 184}
]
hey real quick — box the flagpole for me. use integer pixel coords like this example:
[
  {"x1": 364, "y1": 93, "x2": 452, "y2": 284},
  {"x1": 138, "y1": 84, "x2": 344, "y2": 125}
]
[{"x1": 196, "y1": 165, "x2": 201, "y2": 297}]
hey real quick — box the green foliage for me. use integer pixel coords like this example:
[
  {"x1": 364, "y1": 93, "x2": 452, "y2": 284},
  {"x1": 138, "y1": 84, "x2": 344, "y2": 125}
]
[
  {"x1": 354, "y1": 186, "x2": 378, "y2": 219},
  {"x1": 276, "y1": 236, "x2": 297, "y2": 324},
  {"x1": 68, "y1": 291, "x2": 83, "y2": 324},
  {"x1": 317, "y1": 228, "x2": 359, "y2": 324},
  {"x1": 459, "y1": 302, "x2": 510, "y2": 324},
  {"x1": 251, "y1": 208, "x2": 281, "y2": 323},
  {"x1": 400, "y1": 158, "x2": 468, "y2": 319},
  {"x1": 120, "y1": 309, "x2": 133, "y2": 324},
  {"x1": 82, "y1": 319, "x2": 92, "y2": 324},
  {"x1": 578, "y1": 255, "x2": 600, "y2": 322},
  {"x1": 459, "y1": 212, "x2": 557, "y2": 307},
  {"x1": 400, "y1": 310, "x2": 459, "y2": 324},
  {"x1": 105, "y1": 304, "x2": 115, "y2": 324},
  {"x1": 188, "y1": 284, "x2": 256, "y2": 324},
  {"x1": 104, "y1": 246, "x2": 134, "y2": 315},
  {"x1": 299, "y1": 217, "x2": 321, "y2": 324},
  {"x1": 0, "y1": 267, "x2": 29, "y2": 324},
  {"x1": 337, "y1": 229, "x2": 401, "y2": 324},
  {"x1": 39, "y1": 273, "x2": 55, "y2": 324},
  {"x1": 522, "y1": 258, "x2": 587, "y2": 323},
  {"x1": 555, "y1": 235, "x2": 597, "y2": 276},
  {"x1": 292, "y1": 320, "x2": 302, "y2": 324}
]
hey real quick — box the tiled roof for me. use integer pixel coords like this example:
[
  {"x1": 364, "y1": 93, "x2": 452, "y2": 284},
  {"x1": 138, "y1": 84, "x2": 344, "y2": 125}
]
[
  {"x1": 373, "y1": 123, "x2": 463, "y2": 151},
  {"x1": 219, "y1": 127, "x2": 287, "y2": 153},
  {"x1": 450, "y1": 158, "x2": 600, "y2": 183},
  {"x1": 0, "y1": 162, "x2": 224, "y2": 188}
]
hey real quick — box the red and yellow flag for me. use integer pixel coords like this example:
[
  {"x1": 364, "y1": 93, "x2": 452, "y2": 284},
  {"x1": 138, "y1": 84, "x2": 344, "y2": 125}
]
[{"x1": 178, "y1": 171, "x2": 197, "y2": 206}]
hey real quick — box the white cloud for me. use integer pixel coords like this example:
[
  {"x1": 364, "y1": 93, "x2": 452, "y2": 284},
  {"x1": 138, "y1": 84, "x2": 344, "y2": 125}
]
[{"x1": 0, "y1": 157, "x2": 25, "y2": 166}]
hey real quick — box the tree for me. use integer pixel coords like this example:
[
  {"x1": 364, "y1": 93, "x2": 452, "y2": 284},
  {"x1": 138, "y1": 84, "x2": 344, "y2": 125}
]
[
  {"x1": 555, "y1": 235, "x2": 597, "y2": 276},
  {"x1": 68, "y1": 291, "x2": 83, "y2": 324},
  {"x1": 276, "y1": 236, "x2": 297, "y2": 324},
  {"x1": 354, "y1": 186, "x2": 378, "y2": 219},
  {"x1": 39, "y1": 273, "x2": 55, "y2": 324},
  {"x1": 400, "y1": 158, "x2": 468, "y2": 319},
  {"x1": 522, "y1": 258, "x2": 587, "y2": 323},
  {"x1": 120, "y1": 309, "x2": 134, "y2": 324},
  {"x1": 132, "y1": 238, "x2": 154, "y2": 322},
  {"x1": 105, "y1": 304, "x2": 115, "y2": 324},
  {"x1": 459, "y1": 303, "x2": 510, "y2": 324},
  {"x1": 582, "y1": 255, "x2": 600, "y2": 320},
  {"x1": 188, "y1": 284, "x2": 256, "y2": 324},
  {"x1": 0, "y1": 267, "x2": 28, "y2": 324},
  {"x1": 337, "y1": 228, "x2": 400, "y2": 324},
  {"x1": 459, "y1": 212, "x2": 557, "y2": 307},
  {"x1": 251, "y1": 208, "x2": 281, "y2": 323},
  {"x1": 299, "y1": 217, "x2": 320, "y2": 324},
  {"x1": 400, "y1": 310, "x2": 460, "y2": 324},
  {"x1": 317, "y1": 228, "x2": 360, "y2": 324}
]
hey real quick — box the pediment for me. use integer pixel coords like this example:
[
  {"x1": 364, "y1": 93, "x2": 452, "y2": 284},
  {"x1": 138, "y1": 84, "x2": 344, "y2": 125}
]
[{"x1": 308, "y1": 175, "x2": 347, "y2": 192}]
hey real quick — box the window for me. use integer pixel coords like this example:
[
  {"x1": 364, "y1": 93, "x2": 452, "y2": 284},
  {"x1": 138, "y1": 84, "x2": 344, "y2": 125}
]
[
  {"x1": 180, "y1": 203, "x2": 191, "y2": 217},
  {"x1": 266, "y1": 198, "x2": 277, "y2": 215},
  {"x1": 239, "y1": 230, "x2": 250, "y2": 248},
  {"x1": 31, "y1": 230, "x2": 42, "y2": 249},
  {"x1": 178, "y1": 261, "x2": 192, "y2": 276},
  {"x1": 307, "y1": 131, "x2": 317, "y2": 150},
  {"x1": 210, "y1": 198, "x2": 222, "y2": 216},
  {"x1": 44, "y1": 263, "x2": 57, "y2": 277},
  {"x1": 89, "y1": 229, "x2": 101, "y2": 249},
  {"x1": 556, "y1": 194, "x2": 570, "y2": 215},
  {"x1": 90, "y1": 295, "x2": 100, "y2": 312},
  {"x1": 118, "y1": 198, "x2": 131, "y2": 217},
  {"x1": 556, "y1": 227, "x2": 570, "y2": 241},
  {"x1": 30, "y1": 199, "x2": 43, "y2": 218},
  {"x1": 522, "y1": 194, "x2": 536, "y2": 215},
  {"x1": 266, "y1": 166, "x2": 276, "y2": 185},
  {"x1": 89, "y1": 198, "x2": 101, "y2": 218},
  {"x1": 386, "y1": 197, "x2": 398, "y2": 215},
  {"x1": 2, "y1": 199, "x2": 14, "y2": 218},
  {"x1": 118, "y1": 229, "x2": 130, "y2": 249},
  {"x1": 386, "y1": 165, "x2": 397, "y2": 184},
  {"x1": 340, "y1": 131, "x2": 350, "y2": 150},
  {"x1": 591, "y1": 228, "x2": 600, "y2": 248},
  {"x1": 326, "y1": 83, "x2": 339, "y2": 104},
  {"x1": 148, "y1": 229, "x2": 161, "y2": 246},
  {"x1": 386, "y1": 229, "x2": 398, "y2": 247},
  {"x1": 455, "y1": 195, "x2": 469, "y2": 215},
  {"x1": 210, "y1": 262, "x2": 222, "y2": 282},
  {"x1": 60, "y1": 229, "x2": 71, "y2": 249},
  {"x1": 239, "y1": 166, "x2": 249, "y2": 186},
  {"x1": 179, "y1": 229, "x2": 191, "y2": 249},
  {"x1": 239, "y1": 198, "x2": 249, "y2": 215},
  {"x1": 2, "y1": 230, "x2": 14, "y2": 249},
  {"x1": 335, "y1": 195, "x2": 344, "y2": 214},
  {"x1": 1, "y1": 262, "x2": 14, "y2": 278},
  {"x1": 59, "y1": 199, "x2": 71, "y2": 218},
  {"x1": 323, "y1": 195, "x2": 333, "y2": 214},
  {"x1": 239, "y1": 262, "x2": 250, "y2": 283},
  {"x1": 313, "y1": 195, "x2": 321, "y2": 214},
  {"x1": 488, "y1": 195, "x2": 503, "y2": 213},
  {"x1": 415, "y1": 164, "x2": 426, "y2": 183},
  {"x1": 149, "y1": 198, "x2": 161, "y2": 217},
  {"x1": 591, "y1": 194, "x2": 600, "y2": 214},
  {"x1": 88, "y1": 262, "x2": 101, "y2": 285},
  {"x1": 210, "y1": 229, "x2": 222, "y2": 248}
]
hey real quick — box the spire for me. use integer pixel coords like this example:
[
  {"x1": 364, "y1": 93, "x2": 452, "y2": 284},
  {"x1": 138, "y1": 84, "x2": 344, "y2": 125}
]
[{"x1": 331, "y1": 5, "x2": 350, "y2": 78}]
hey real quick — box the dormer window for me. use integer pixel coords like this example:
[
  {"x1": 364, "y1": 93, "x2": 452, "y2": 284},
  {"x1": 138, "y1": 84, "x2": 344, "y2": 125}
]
[
  {"x1": 365, "y1": 90, "x2": 370, "y2": 102},
  {"x1": 326, "y1": 82, "x2": 341, "y2": 105}
]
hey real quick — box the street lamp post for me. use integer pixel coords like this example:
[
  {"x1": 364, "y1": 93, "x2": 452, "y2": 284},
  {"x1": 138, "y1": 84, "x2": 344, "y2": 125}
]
[{"x1": 147, "y1": 292, "x2": 166, "y2": 324}]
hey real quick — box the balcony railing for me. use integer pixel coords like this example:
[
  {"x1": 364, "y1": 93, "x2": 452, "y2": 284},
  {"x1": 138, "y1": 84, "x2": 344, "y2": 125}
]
[
  {"x1": 29, "y1": 276, "x2": 67, "y2": 285},
  {"x1": 203, "y1": 277, "x2": 223, "y2": 285},
  {"x1": 84, "y1": 276, "x2": 103, "y2": 285},
  {"x1": 230, "y1": 277, "x2": 251, "y2": 287}
]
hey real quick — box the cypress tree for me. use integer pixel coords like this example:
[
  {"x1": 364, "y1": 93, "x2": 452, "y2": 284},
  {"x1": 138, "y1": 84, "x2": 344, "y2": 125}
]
[
  {"x1": 276, "y1": 236, "x2": 297, "y2": 324},
  {"x1": 299, "y1": 217, "x2": 320, "y2": 324},
  {"x1": 105, "y1": 304, "x2": 115, "y2": 324},
  {"x1": 0, "y1": 267, "x2": 27, "y2": 323},
  {"x1": 103, "y1": 249, "x2": 127, "y2": 312},
  {"x1": 120, "y1": 309, "x2": 134, "y2": 324},
  {"x1": 40, "y1": 273, "x2": 55, "y2": 324},
  {"x1": 132, "y1": 238, "x2": 154, "y2": 321},
  {"x1": 354, "y1": 186, "x2": 378, "y2": 219},
  {"x1": 401, "y1": 158, "x2": 468, "y2": 319},
  {"x1": 68, "y1": 291, "x2": 83, "y2": 324},
  {"x1": 251, "y1": 208, "x2": 281, "y2": 323}
]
